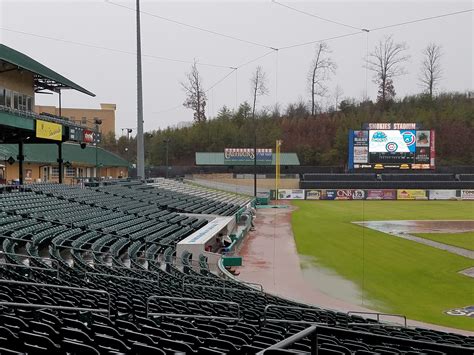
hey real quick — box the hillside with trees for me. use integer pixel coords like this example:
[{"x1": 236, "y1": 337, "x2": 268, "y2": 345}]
[{"x1": 101, "y1": 92, "x2": 473, "y2": 167}]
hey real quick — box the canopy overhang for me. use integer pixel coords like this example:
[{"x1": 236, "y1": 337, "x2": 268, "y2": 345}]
[{"x1": 0, "y1": 44, "x2": 95, "y2": 97}]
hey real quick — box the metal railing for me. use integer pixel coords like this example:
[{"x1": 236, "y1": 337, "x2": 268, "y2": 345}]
[
  {"x1": 0, "y1": 251, "x2": 60, "y2": 279},
  {"x1": 0, "y1": 262, "x2": 60, "y2": 279},
  {"x1": 104, "y1": 264, "x2": 161, "y2": 280},
  {"x1": 85, "y1": 272, "x2": 160, "y2": 286},
  {"x1": 257, "y1": 325, "x2": 317, "y2": 354},
  {"x1": 183, "y1": 284, "x2": 264, "y2": 297},
  {"x1": 256, "y1": 325, "x2": 474, "y2": 355},
  {"x1": 146, "y1": 295, "x2": 240, "y2": 321},
  {"x1": 347, "y1": 311, "x2": 407, "y2": 327},
  {"x1": 263, "y1": 304, "x2": 327, "y2": 326},
  {"x1": 182, "y1": 274, "x2": 264, "y2": 293},
  {"x1": 0, "y1": 279, "x2": 111, "y2": 318},
  {"x1": 0, "y1": 104, "x2": 99, "y2": 130}
]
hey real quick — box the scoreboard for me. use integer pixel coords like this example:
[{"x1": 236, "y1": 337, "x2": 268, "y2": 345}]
[{"x1": 348, "y1": 123, "x2": 435, "y2": 170}]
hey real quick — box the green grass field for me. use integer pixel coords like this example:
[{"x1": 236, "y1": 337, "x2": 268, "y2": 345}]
[
  {"x1": 291, "y1": 200, "x2": 474, "y2": 331},
  {"x1": 414, "y1": 232, "x2": 474, "y2": 251}
]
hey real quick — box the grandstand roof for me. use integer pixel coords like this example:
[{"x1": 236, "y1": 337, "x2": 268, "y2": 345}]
[
  {"x1": 0, "y1": 143, "x2": 128, "y2": 167},
  {"x1": 195, "y1": 152, "x2": 300, "y2": 166},
  {"x1": 0, "y1": 44, "x2": 95, "y2": 96}
]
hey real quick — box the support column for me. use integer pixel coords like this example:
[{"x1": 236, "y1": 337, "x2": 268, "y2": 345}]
[
  {"x1": 57, "y1": 142, "x2": 63, "y2": 184},
  {"x1": 18, "y1": 141, "x2": 24, "y2": 185},
  {"x1": 136, "y1": 0, "x2": 145, "y2": 179}
]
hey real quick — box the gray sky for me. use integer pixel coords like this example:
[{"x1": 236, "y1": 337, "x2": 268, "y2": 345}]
[{"x1": 1, "y1": 0, "x2": 472, "y2": 135}]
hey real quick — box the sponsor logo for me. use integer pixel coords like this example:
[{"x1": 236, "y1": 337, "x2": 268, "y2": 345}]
[
  {"x1": 352, "y1": 190, "x2": 365, "y2": 200},
  {"x1": 371, "y1": 131, "x2": 387, "y2": 142},
  {"x1": 445, "y1": 305, "x2": 474, "y2": 318},
  {"x1": 385, "y1": 142, "x2": 398, "y2": 152},
  {"x1": 36, "y1": 120, "x2": 62, "y2": 141},
  {"x1": 306, "y1": 190, "x2": 321, "y2": 200},
  {"x1": 336, "y1": 189, "x2": 352, "y2": 200},
  {"x1": 461, "y1": 190, "x2": 474, "y2": 200},
  {"x1": 402, "y1": 131, "x2": 416, "y2": 146},
  {"x1": 224, "y1": 148, "x2": 272, "y2": 161},
  {"x1": 83, "y1": 130, "x2": 95, "y2": 143}
]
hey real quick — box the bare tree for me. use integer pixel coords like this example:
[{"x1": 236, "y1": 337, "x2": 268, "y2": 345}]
[
  {"x1": 250, "y1": 66, "x2": 268, "y2": 197},
  {"x1": 250, "y1": 66, "x2": 268, "y2": 119},
  {"x1": 333, "y1": 84, "x2": 344, "y2": 111},
  {"x1": 182, "y1": 61, "x2": 207, "y2": 123},
  {"x1": 366, "y1": 35, "x2": 409, "y2": 110},
  {"x1": 308, "y1": 42, "x2": 336, "y2": 116},
  {"x1": 419, "y1": 43, "x2": 443, "y2": 98}
]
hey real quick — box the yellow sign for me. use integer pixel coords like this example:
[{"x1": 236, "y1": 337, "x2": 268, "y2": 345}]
[
  {"x1": 397, "y1": 189, "x2": 427, "y2": 200},
  {"x1": 36, "y1": 120, "x2": 62, "y2": 141}
]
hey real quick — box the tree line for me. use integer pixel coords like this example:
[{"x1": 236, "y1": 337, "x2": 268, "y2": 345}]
[{"x1": 101, "y1": 92, "x2": 473, "y2": 167}]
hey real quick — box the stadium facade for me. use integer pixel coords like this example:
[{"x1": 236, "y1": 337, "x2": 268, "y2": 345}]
[
  {"x1": 34, "y1": 103, "x2": 117, "y2": 136},
  {"x1": 0, "y1": 143, "x2": 128, "y2": 184},
  {"x1": 0, "y1": 44, "x2": 127, "y2": 184}
]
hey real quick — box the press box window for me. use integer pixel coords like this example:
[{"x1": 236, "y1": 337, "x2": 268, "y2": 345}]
[{"x1": 65, "y1": 167, "x2": 75, "y2": 177}]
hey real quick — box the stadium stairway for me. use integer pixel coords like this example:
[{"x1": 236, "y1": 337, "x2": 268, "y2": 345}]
[{"x1": 0, "y1": 182, "x2": 472, "y2": 354}]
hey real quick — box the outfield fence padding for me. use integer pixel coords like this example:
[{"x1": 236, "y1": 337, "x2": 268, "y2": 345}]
[{"x1": 274, "y1": 189, "x2": 473, "y2": 200}]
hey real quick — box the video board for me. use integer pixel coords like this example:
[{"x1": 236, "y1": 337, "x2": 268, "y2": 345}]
[{"x1": 348, "y1": 123, "x2": 435, "y2": 170}]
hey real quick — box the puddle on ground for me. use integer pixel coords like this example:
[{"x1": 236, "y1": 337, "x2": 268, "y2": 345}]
[{"x1": 299, "y1": 254, "x2": 383, "y2": 310}]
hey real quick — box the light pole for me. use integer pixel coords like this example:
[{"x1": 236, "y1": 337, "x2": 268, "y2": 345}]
[
  {"x1": 136, "y1": 0, "x2": 145, "y2": 179},
  {"x1": 163, "y1": 138, "x2": 170, "y2": 179},
  {"x1": 94, "y1": 118, "x2": 102, "y2": 180}
]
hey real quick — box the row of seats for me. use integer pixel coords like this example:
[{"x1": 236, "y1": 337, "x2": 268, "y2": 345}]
[
  {"x1": 300, "y1": 181, "x2": 474, "y2": 190},
  {"x1": 302, "y1": 174, "x2": 473, "y2": 182},
  {"x1": 0, "y1": 181, "x2": 472, "y2": 354}
]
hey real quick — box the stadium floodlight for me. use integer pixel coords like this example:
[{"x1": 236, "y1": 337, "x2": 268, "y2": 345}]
[{"x1": 136, "y1": 0, "x2": 145, "y2": 179}]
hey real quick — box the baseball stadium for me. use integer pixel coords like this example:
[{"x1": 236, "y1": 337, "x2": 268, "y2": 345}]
[{"x1": 1, "y1": 3, "x2": 473, "y2": 355}]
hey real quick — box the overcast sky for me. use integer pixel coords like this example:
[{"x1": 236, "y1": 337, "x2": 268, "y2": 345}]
[{"x1": 1, "y1": 0, "x2": 472, "y2": 135}]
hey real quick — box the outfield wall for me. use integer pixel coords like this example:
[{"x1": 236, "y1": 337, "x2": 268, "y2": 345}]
[{"x1": 276, "y1": 189, "x2": 474, "y2": 200}]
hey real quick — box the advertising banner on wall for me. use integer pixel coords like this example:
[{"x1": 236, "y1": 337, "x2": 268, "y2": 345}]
[
  {"x1": 36, "y1": 120, "x2": 62, "y2": 141},
  {"x1": 224, "y1": 148, "x2": 272, "y2": 164},
  {"x1": 306, "y1": 190, "x2": 322, "y2": 200},
  {"x1": 353, "y1": 146, "x2": 369, "y2": 164},
  {"x1": 416, "y1": 130, "x2": 430, "y2": 147},
  {"x1": 397, "y1": 189, "x2": 428, "y2": 200},
  {"x1": 322, "y1": 190, "x2": 337, "y2": 200},
  {"x1": 430, "y1": 130, "x2": 436, "y2": 169},
  {"x1": 278, "y1": 189, "x2": 305, "y2": 200},
  {"x1": 335, "y1": 189, "x2": 353, "y2": 200},
  {"x1": 461, "y1": 190, "x2": 474, "y2": 200},
  {"x1": 429, "y1": 190, "x2": 458, "y2": 200},
  {"x1": 318, "y1": 189, "x2": 366, "y2": 200},
  {"x1": 351, "y1": 189, "x2": 366, "y2": 200},
  {"x1": 366, "y1": 190, "x2": 397, "y2": 200}
]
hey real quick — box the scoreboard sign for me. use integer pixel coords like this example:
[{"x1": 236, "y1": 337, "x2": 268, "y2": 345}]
[
  {"x1": 224, "y1": 148, "x2": 272, "y2": 165},
  {"x1": 349, "y1": 124, "x2": 435, "y2": 170}
]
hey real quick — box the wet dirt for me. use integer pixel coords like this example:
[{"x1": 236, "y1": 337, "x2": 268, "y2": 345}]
[{"x1": 237, "y1": 202, "x2": 474, "y2": 336}]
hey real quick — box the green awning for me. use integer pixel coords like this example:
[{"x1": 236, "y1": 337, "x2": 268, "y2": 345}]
[
  {"x1": 0, "y1": 44, "x2": 95, "y2": 97},
  {"x1": 0, "y1": 143, "x2": 128, "y2": 167}
]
